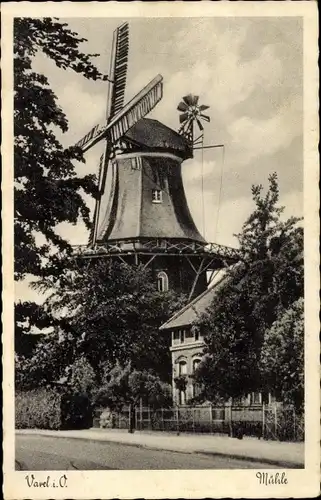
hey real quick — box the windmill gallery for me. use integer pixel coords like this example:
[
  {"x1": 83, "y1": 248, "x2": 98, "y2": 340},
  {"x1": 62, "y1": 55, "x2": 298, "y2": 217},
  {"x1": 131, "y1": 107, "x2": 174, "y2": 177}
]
[{"x1": 71, "y1": 22, "x2": 240, "y2": 405}]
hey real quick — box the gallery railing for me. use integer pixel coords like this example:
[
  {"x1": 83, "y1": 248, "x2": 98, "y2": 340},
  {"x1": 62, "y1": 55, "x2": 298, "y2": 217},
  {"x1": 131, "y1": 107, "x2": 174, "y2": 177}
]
[{"x1": 72, "y1": 239, "x2": 240, "y2": 262}]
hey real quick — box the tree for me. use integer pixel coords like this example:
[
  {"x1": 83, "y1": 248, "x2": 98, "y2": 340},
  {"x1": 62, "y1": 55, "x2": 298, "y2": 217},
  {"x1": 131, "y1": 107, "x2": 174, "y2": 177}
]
[
  {"x1": 260, "y1": 298, "x2": 304, "y2": 412},
  {"x1": 95, "y1": 362, "x2": 172, "y2": 412},
  {"x1": 195, "y1": 173, "x2": 303, "y2": 402},
  {"x1": 15, "y1": 327, "x2": 76, "y2": 391},
  {"x1": 15, "y1": 301, "x2": 54, "y2": 357},
  {"x1": 23, "y1": 260, "x2": 185, "y2": 388},
  {"x1": 69, "y1": 356, "x2": 97, "y2": 397},
  {"x1": 14, "y1": 17, "x2": 105, "y2": 280}
]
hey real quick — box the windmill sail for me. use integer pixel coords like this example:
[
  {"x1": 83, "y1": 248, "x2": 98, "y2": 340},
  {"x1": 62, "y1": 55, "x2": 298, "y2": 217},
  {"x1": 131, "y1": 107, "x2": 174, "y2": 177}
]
[{"x1": 109, "y1": 22, "x2": 129, "y2": 118}]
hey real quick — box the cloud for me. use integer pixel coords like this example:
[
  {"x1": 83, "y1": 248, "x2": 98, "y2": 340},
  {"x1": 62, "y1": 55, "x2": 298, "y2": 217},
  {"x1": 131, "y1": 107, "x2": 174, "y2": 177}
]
[
  {"x1": 55, "y1": 79, "x2": 107, "y2": 148},
  {"x1": 279, "y1": 190, "x2": 303, "y2": 221},
  {"x1": 227, "y1": 96, "x2": 302, "y2": 166}
]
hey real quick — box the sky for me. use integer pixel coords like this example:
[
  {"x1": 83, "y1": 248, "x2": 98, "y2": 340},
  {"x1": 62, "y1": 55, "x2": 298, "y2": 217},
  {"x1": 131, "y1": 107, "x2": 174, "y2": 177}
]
[{"x1": 16, "y1": 16, "x2": 303, "y2": 302}]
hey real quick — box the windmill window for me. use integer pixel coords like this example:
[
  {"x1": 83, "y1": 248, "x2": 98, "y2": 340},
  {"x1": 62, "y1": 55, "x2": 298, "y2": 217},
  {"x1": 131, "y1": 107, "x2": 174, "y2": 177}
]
[
  {"x1": 157, "y1": 271, "x2": 168, "y2": 292},
  {"x1": 152, "y1": 189, "x2": 162, "y2": 203}
]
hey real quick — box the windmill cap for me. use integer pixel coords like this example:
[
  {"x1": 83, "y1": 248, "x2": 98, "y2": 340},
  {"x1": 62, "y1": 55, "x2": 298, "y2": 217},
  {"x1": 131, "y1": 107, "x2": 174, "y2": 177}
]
[{"x1": 124, "y1": 118, "x2": 193, "y2": 159}]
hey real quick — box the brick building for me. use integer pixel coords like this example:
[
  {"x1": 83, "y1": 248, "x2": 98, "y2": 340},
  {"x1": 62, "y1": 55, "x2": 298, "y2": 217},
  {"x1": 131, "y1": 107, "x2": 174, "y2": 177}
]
[
  {"x1": 160, "y1": 274, "x2": 228, "y2": 405},
  {"x1": 160, "y1": 272, "x2": 276, "y2": 406}
]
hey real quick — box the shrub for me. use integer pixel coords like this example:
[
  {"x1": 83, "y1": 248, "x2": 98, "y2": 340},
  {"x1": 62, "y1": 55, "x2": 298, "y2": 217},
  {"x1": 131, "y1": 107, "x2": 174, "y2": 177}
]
[
  {"x1": 60, "y1": 391, "x2": 93, "y2": 430},
  {"x1": 15, "y1": 388, "x2": 62, "y2": 430}
]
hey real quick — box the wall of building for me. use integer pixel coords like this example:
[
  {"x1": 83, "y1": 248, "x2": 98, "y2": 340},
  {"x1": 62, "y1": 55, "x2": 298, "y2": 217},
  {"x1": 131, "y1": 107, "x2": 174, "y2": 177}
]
[
  {"x1": 170, "y1": 327, "x2": 205, "y2": 405},
  {"x1": 140, "y1": 155, "x2": 205, "y2": 242}
]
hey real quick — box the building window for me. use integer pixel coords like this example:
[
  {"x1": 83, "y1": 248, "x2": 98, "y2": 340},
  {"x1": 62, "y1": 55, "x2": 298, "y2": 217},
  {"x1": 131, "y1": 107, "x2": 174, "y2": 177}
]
[
  {"x1": 194, "y1": 330, "x2": 199, "y2": 341},
  {"x1": 192, "y1": 359, "x2": 201, "y2": 399},
  {"x1": 179, "y1": 390, "x2": 186, "y2": 405},
  {"x1": 250, "y1": 392, "x2": 262, "y2": 404},
  {"x1": 180, "y1": 330, "x2": 185, "y2": 343},
  {"x1": 192, "y1": 383, "x2": 202, "y2": 399},
  {"x1": 178, "y1": 360, "x2": 187, "y2": 376},
  {"x1": 173, "y1": 330, "x2": 180, "y2": 344},
  {"x1": 185, "y1": 329, "x2": 193, "y2": 340},
  {"x1": 157, "y1": 271, "x2": 168, "y2": 292},
  {"x1": 192, "y1": 359, "x2": 201, "y2": 373},
  {"x1": 152, "y1": 189, "x2": 162, "y2": 203}
]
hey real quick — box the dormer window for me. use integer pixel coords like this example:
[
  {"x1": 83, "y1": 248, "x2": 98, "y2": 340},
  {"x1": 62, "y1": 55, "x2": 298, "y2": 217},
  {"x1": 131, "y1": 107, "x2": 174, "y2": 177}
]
[{"x1": 152, "y1": 189, "x2": 162, "y2": 203}]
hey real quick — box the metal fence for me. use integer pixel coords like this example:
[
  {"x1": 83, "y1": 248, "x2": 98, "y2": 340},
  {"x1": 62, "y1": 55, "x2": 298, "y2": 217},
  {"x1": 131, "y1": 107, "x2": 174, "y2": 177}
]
[
  {"x1": 94, "y1": 403, "x2": 304, "y2": 442},
  {"x1": 135, "y1": 406, "x2": 229, "y2": 434}
]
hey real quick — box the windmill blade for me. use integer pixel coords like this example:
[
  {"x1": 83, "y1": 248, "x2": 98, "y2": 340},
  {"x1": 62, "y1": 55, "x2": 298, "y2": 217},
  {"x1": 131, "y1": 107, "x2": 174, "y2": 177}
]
[
  {"x1": 74, "y1": 123, "x2": 102, "y2": 151},
  {"x1": 97, "y1": 152, "x2": 106, "y2": 193},
  {"x1": 179, "y1": 112, "x2": 189, "y2": 124},
  {"x1": 196, "y1": 117, "x2": 204, "y2": 131},
  {"x1": 200, "y1": 114, "x2": 210, "y2": 122},
  {"x1": 90, "y1": 151, "x2": 109, "y2": 245},
  {"x1": 109, "y1": 23, "x2": 129, "y2": 118},
  {"x1": 183, "y1": 94, "x2": 199, "y2": 106},
  {"x1": 177, "y1": 101, "x2": 189, "y2": 112},
  {"x1": 199, "y1": 104, "x2": 210, "y2": 112}
]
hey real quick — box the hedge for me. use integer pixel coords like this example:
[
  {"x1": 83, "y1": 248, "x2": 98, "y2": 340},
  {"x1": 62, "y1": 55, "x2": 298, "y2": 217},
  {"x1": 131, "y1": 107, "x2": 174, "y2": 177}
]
[
  {"x1": 15, "y1": 389, "x2": 93, "y2": 430},
  {"x1": 16, "y1": 388, "x2": 62, "y2": 430}
]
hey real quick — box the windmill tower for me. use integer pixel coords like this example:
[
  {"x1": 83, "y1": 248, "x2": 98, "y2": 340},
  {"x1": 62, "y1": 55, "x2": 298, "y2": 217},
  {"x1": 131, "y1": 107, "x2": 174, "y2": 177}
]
[{"x1": 73, "y1": 22, "x2": 238, "y2": 299}]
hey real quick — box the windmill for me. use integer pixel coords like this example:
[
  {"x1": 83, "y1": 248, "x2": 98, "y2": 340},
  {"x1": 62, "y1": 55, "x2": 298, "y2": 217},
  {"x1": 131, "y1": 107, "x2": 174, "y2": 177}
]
[
  {"x1": 177, "y1": 94, "x2": 210, "y2": 145},
  {"x1": 73, "y1": 22, "x2": 239, "y2": 300},
  {"x1": 73, "y1": 22, "x2": 163, "y2": 246}
]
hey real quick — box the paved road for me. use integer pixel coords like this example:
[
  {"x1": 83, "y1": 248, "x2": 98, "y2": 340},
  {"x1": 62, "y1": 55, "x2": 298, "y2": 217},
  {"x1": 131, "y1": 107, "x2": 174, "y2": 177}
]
[{"x1": 16, "y1": 434, "x2": 275, "y2": 470}]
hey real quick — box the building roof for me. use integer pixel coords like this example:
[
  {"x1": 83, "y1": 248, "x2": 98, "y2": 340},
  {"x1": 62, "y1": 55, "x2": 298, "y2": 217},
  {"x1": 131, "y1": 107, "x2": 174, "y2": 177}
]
[
  {"x1": 159, "y1": 273, "x2": 228, "y2": 331},
  {"x1": 124, "y1": 118, "x2": 192, "y2": 159}
]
